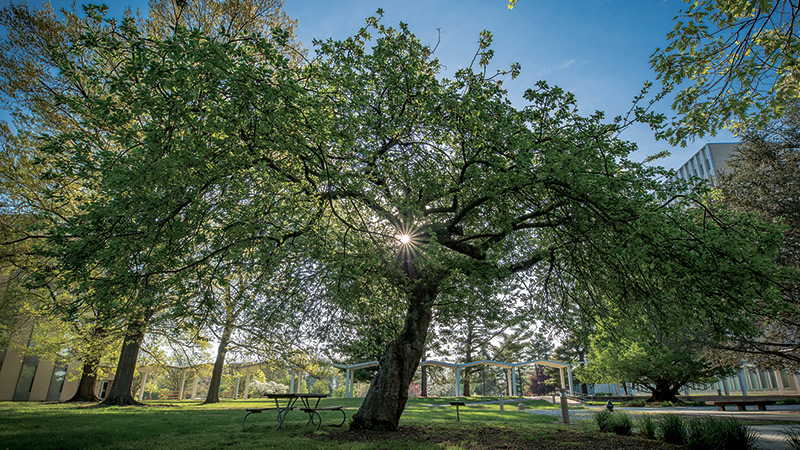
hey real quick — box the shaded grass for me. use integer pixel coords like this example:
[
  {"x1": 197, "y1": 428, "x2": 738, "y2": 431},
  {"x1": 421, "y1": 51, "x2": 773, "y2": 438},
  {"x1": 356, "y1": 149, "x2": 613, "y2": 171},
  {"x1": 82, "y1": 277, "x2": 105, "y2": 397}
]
[{"x1": 0, "y1": 397, "x2": 562, "y2": 450}]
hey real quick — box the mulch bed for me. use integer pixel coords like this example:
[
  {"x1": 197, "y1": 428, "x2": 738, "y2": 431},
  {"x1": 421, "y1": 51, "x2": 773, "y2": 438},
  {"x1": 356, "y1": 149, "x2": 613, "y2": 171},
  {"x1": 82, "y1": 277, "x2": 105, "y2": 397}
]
[{"x1": 323, "y1": 425, "x2": 683, "y2": 449}]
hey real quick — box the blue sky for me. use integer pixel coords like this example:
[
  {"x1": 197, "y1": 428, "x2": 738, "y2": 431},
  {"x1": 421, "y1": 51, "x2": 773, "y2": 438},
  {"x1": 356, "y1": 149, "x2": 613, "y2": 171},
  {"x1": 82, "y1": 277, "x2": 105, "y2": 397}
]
[{"x1": 5, "y1": 0, "x2": 736, "y2": 170}]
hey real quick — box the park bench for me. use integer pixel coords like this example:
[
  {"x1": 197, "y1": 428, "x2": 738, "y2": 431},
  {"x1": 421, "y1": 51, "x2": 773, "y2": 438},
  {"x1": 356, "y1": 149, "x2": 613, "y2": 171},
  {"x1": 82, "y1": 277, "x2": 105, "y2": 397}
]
[
  {"x1": 449, "y1": 401, "x2": 467, "y2": 421},
  {"x1": 242, "y1": 407, "x2": 286, "y2": 430},
  {"x1": 299, "y1": 406, "x2": 347, "y2": 430},
  {"x1": 713, "y1": 400, "x2": 776, "y2": 411}
]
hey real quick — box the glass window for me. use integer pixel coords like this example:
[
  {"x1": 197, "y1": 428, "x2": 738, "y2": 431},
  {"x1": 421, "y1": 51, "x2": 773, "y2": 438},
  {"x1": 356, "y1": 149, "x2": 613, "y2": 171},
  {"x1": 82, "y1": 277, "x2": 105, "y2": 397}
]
[
  {"x1": 46, "y1": 365, "x2": 68, "y2": 401},
  {"x1": 781, "y1": 370, "x2": 793, "y2": 389},
  {"x1": 13, "y1": 356, "x2": 39, "y2": 401},
  {"x1": 769, "y1": 371, "x2": 779, "y2": 389},
  {"x1": 696, "y1": 155, "x2": 705, "y2": 177}
]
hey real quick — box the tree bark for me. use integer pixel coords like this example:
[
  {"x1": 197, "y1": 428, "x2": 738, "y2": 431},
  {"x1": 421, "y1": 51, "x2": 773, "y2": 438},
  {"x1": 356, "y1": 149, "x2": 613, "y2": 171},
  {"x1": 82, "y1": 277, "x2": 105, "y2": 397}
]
[
  {"x1": 350, "y1": 278, "x2": 436, "y2": 431},
  {"x1": 203, "y1": 323, "x2": 232, "y2": 404},
  {"x1": 66, "y1": 359, "x2": 99, "y2": 402},
  {"x1": 101, "y1": 315, "x2": 149, "y2": 406},
  {"x1": 645, "y1": 381, "x2": 682, "y2": 403},
  {"x1": 463, "y1": 368, "x2": 471, "y2": 397}
]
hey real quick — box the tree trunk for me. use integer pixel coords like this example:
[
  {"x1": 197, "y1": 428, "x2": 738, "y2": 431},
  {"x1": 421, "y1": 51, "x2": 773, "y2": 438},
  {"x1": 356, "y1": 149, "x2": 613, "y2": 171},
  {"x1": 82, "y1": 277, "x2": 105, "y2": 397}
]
[
  {"x1": 101, "y1": 315, "x2": 149, "y2": 406},
  {"x1": 420, "y1": 365, "x2": 427, "y2": 397},
  {"x1": 645, "y1": 382, "x2": 682, "y2": 403},
  {"x1": 463, "y1": 368, "x2": 471, "y2": 397},
  {"x1": 203, "y1": 323, "x2": 232, "y2": 404},
  {"x1": 351, "y1": 278, "x2": 436, "y2": 431},
  {"x1": 66, "y1": 359, "x2": 99, "y2": 402}
]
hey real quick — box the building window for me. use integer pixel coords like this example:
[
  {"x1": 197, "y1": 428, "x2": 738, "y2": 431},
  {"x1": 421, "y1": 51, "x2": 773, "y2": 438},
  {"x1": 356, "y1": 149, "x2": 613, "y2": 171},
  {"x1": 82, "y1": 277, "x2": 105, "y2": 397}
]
[
  {"x1": 695, "y1": 155, "x2": 705, "y2": 177},
  {"x1": 13, "y1": 356, "x2": 39, "y2": 401}
]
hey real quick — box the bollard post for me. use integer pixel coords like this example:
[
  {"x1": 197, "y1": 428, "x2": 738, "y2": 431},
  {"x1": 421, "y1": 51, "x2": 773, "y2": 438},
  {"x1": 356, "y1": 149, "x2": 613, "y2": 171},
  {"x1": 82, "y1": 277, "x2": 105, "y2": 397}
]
[
  {"x1": 560, "y1": 392, "x2": 569, "y2": 424},
  {"x1": 500, "y1": 394, "x2": 504, "y2": 411}
]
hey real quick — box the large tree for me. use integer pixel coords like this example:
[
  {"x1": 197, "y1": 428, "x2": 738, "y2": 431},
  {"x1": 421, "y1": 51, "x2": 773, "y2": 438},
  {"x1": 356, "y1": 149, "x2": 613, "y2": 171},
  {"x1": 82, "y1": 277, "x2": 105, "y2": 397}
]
[
  {"x1": 304, "y1": 17, "x2": 787, "y2": 430},
  {"x1": 651, "y1": 0, "x2": 800, "y2": 143},
  {"x1": 715, "y1": 113, "x2": 800, "y2": 367},
  {"x1": 41, "y1": 7, "x2": 310, "y2": 405}
]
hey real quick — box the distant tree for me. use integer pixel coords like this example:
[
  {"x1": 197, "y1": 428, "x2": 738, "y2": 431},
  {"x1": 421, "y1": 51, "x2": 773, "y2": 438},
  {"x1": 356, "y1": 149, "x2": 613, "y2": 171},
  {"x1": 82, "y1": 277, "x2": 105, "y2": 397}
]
[
  {"x1": 583, "y1": 319, "x2": 736, "y2": 402},
  {"x1": 651, "y1": 0, "x2": 800, "y2": 143}
]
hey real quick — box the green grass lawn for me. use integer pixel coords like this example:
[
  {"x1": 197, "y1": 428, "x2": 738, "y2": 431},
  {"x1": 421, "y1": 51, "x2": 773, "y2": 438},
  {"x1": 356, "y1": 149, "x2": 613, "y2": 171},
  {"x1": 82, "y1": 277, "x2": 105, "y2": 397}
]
[{"x1": 0, "y1": 397, "x2": 672, "y2": 449}]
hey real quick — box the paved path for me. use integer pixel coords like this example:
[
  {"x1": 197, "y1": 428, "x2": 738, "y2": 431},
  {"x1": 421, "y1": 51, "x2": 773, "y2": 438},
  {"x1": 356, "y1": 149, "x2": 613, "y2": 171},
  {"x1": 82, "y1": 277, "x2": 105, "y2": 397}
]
[{"x1": 526, "y1": 403, "x2": 800, "y2": 449}]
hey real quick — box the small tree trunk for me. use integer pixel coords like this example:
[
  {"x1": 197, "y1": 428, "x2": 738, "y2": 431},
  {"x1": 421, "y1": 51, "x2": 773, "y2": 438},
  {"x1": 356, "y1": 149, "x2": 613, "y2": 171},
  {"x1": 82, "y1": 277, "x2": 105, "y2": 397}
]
[
  {"x1": 420, "y1": 365, "x2": 427, "y2": 397},
  {"x1": 66, "y1": 359, "x2": 99, "y2": 402},
  {"x1": 101, "y1": 315, "x2": 149, "y2": 406},
  {"x1": 351, "y1": 279, "x2": 436, "y2": 431},
  {"x1": 463, "y1": 368, "x2": 471, "y2": 397},
  {"x1": 203, "y1": 324, "x2": 232, "y2": 404}
]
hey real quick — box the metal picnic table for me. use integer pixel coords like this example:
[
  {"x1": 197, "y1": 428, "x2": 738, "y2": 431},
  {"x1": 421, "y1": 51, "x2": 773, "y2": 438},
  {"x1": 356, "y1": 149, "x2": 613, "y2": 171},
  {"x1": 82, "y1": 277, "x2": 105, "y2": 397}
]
[{"x1": 266, "y1": 393, "x2": 327, "y2": 429}]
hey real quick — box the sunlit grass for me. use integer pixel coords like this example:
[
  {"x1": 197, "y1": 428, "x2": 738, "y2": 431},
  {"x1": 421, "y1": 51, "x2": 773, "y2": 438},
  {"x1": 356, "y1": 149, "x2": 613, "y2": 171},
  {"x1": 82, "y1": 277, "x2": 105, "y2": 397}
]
[{"x1": 0, "y1": 397, "x2": 564, "y2": 450}]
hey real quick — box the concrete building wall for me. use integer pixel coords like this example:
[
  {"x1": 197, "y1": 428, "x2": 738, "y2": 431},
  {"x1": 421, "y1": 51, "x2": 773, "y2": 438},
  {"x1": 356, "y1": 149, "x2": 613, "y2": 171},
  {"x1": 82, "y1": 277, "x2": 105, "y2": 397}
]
[
  {"x1": 0, "y1": 321, "x2": 33, "y2": 401},
  {"x1": 674, "y1": 142, "x2": 738, "y2": 185}
]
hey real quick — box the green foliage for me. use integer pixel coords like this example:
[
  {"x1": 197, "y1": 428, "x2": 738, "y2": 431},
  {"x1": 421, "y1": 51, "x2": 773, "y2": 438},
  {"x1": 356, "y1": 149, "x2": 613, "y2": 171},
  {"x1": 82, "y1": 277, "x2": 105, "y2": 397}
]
[
  {"x1": 685, "y1": 417, "x2": 758, "y2": 450},
  {"x1": 637, "y1": 415, "x2": 656, "y2": 439},
  {"x1": 658, "y1": 415, "x2": 686, "y2": 445},
  {"x1": 595, "y1": 411, "x2": 632, "y2": 435},
  {"x1": 595, "y1": 409, "x2": 613, "y2": 432},
  {"x1": 782, "y1": 426, "x2": 800, "y2": 450},
  {"x1": 310, "y1": 379, "x2": 330, "y2": 395},
  {"x1": 651, "y1": 0, "x2": 800, "y2": 143}
]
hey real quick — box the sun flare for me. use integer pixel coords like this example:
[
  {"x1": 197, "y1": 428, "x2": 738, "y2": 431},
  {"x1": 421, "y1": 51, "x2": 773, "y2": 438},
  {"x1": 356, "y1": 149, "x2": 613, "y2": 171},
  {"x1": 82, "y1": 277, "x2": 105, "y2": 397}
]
[{"x1": 399, "y1": 234, "x2": 411, "y2": 244}]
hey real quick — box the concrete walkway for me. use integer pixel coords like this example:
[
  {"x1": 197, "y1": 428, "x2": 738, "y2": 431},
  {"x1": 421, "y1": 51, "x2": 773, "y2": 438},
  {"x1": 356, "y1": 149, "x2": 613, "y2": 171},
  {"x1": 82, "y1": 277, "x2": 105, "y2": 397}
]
[{"x1": 527, "y1": 403, "x2": 800, "y2": 449}]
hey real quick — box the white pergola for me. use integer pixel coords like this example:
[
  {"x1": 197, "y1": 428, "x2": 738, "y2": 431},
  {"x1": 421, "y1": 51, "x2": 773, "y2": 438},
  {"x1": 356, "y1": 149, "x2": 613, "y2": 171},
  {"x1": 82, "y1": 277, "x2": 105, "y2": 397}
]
[{"x1": 332, "y1": 359, "x2": 573, "y2": 399}]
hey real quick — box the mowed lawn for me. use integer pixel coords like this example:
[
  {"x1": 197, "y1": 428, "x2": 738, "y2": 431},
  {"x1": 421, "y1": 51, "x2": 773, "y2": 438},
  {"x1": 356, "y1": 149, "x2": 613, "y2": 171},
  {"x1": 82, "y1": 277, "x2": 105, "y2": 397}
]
[{"x1": 0, "y1": 397, "x2": 675, "y2": 449}]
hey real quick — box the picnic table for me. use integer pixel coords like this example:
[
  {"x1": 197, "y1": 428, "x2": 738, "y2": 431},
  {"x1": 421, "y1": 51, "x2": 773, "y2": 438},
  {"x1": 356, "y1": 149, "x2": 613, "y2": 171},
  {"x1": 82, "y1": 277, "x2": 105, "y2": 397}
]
[{"x1": 242, "y1": 393, "x2": 345, "y2": 430}]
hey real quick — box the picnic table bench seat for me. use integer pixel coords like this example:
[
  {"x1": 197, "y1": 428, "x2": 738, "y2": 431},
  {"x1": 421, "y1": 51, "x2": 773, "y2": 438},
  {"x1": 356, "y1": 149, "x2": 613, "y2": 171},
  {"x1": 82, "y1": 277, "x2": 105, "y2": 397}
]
[
  {"x1": 299, "y1": 406, "x2": 346, "y2": 430},
  {"x1": 242, "y1": 407, "x2": 288, "y2": 430},
  {"x1": 713, "y1": 400, "x2": 776, "y2": 411}
]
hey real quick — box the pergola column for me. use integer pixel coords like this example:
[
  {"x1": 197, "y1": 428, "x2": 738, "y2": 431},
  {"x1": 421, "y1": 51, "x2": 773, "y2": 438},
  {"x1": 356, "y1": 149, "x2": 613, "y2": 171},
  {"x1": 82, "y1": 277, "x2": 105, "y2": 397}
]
[
  {"x1": 559, "y1": 368, "x2": 565, "y2": 391},
  {"x1": 139, "y1": 372, "x2": 148, "y2": 401},
  {"x1": 191, "y1": 372, "x2": 199, "y2": 400},
  {"x1": 511, "y1": 368, "x2": 517, "y2": 397},
  {"x1": 178, "y1": 368, "x2": 187, "y2": 400},
  {"x1": 455, "y1": 368, "x2": 461, "y2": 397},
  {"x1": 290, "y1": 372, "x2": 296, "y2": 394},
  {"x1": 567, "y1": 367, "x2": 574, "y2": 395},
  {"x1": 234, "y1": 374, "x2": 241, "y2": 400},
  {"x1": 346, "y1": 369, "x2": 352, "y2": 398},
  {"x1": 243, "y1": 370, "x2": 251, "y2": 399}
]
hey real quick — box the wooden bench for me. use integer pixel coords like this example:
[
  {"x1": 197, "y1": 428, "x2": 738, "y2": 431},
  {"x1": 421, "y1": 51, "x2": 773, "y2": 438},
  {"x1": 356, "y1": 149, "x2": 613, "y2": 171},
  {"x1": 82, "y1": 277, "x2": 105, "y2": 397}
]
[
  {"x1": 713, "y1": 401, "x2": 776, "y2": 411},
  {"x1": 242, "y1": 407, "x2": 287, "y2": 430},
  {"x1": 299, "y1": 406, "x2": 346, "y2": 430},
  {"x1": 449, "y1": 401, "x2": 466, "y2": 421}
]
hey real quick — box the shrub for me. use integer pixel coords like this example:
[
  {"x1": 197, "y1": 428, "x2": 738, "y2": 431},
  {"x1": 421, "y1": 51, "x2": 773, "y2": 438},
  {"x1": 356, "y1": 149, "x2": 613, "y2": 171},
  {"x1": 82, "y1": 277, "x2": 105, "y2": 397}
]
[
  {"x1": 685, "y1": 417, "x2": 758, "y2": 450},
  {"x1": 779, "y1": 398, "x2": 800, "y2": 405},
  {"x1": 783, "y1": 426, "x2": 800, "y2": 449},
  {"x1": 658, "y1": 415, "x2": 686, "y2": 444},
  {"x1": 608, "y1": 412, "x2": 633, "y2": 436},
  {"x1": 622, "y1": 400, "x2": 645, "y2": 407},
  {"x1": 637, "y1": 415, "x2": 656, "y2": 439},
  {"x1": 595, "y1": 410, "x2": 613, "y2": 432},
  {"x1": 595, "y1": 411, "x2": 632, "y2": 435}
]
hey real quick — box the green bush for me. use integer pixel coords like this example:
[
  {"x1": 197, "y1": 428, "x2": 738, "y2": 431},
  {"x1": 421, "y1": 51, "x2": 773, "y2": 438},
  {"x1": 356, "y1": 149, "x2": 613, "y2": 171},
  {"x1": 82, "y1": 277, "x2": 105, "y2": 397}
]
[
  {"x1": 783, "y1": 426, "x2": 800, "y2": 449},
  {"x1": 685, "y1": 417, "x2": 758, "y2": 450},
  {"x1": 637, "y1": 415, "x2": 656, "y2": 439},
  {"x1": 595, "y1": 411, "x2": 632, "y2": 435},
  {"x1": 658, "y1": 415, "x2": 686, "y2": 444},
  {"x1": 622, "y1": 400, "x2": 645, "y2": 407},
  {"x1": 595, "y1": 410, "x2": 613, "y2": 432},
  {"x1": 779, "y1": 398, "x2": 800, "y2": 405}
]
